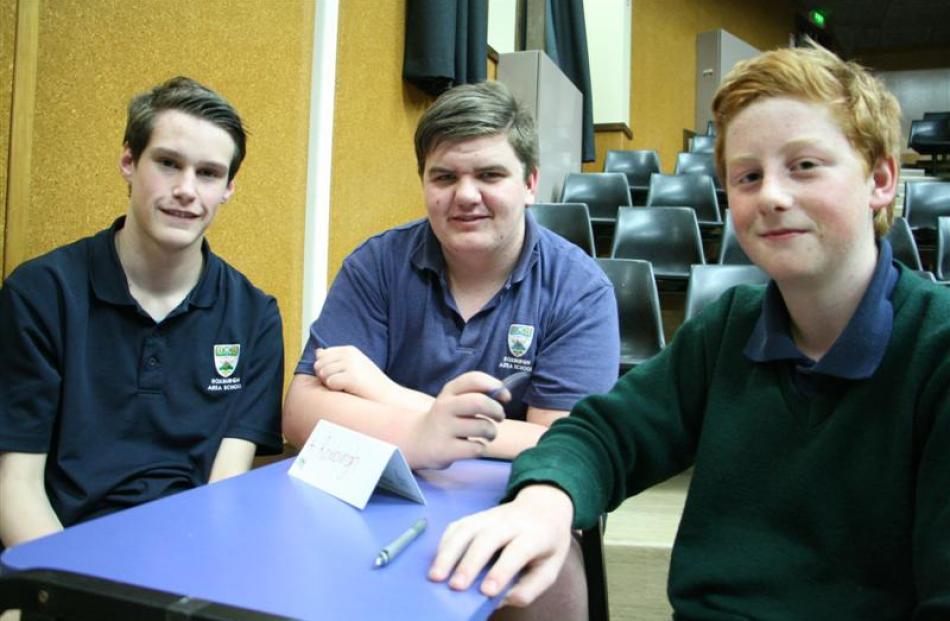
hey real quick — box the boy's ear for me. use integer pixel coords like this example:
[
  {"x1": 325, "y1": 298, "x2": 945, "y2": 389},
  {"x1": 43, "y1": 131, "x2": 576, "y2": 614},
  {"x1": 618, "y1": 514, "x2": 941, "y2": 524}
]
[
  {"x1": 119, "y1": 146, "x2": 136, "y2": 182},
  {"x1": 869, "y1": 155, "x2": 898, "y2": 213}
]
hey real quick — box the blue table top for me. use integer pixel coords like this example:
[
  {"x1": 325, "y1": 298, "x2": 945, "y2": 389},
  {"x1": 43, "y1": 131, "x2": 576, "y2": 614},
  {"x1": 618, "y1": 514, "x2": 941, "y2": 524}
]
[{"x1": 1, "y1": 458, "x2": 512, "y2": 620}]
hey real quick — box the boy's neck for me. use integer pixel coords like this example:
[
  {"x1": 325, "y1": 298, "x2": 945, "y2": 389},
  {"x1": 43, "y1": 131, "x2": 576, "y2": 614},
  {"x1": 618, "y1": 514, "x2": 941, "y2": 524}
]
[
  {"x1": 778, "y1": 244, "x2": 879, "y2": 362},
  {"x1": 114, "y1": 225, "x2": 204, "y2": 322}
]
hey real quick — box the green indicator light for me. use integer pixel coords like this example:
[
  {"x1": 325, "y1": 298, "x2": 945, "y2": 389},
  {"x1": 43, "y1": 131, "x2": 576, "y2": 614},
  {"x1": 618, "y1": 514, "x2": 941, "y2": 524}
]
[{"x1": 809, "y1": 9, "x2": 826, "y2": 28}]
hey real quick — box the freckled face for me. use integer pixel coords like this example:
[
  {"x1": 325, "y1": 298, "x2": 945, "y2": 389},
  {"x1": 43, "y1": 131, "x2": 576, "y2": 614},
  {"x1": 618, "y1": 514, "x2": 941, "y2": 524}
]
[
  {"x1": 724, "y1": 97, "x2": 894, "y2": 286},
  {"x1": 119, "y1": 110, "x2": 236, "y2": 254},
  {"x1": 423, "y1": 133, "x2": 538, "y2": 265}
]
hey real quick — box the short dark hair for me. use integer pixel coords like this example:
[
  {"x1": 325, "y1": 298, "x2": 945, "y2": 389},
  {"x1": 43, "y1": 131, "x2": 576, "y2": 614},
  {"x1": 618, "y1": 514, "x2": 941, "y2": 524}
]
[
  {"x1": 414, "y1": 81, "x2": 538, "y2": 182},
  {"x1": 123, "y1": 76, "x2": 247, "y2": 182}
]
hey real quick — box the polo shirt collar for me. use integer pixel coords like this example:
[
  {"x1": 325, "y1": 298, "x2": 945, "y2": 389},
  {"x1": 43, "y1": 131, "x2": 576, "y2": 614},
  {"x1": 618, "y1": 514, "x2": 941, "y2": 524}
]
[
  {"x1": 744, "y1": 239, "x2": 898, "y2": 384},
  {"x1": 410, "y1": 212, "x2": 540, "y2": 287},
  {"x1": 89, "y1": 216, "x2": 219, "y2": 311}
]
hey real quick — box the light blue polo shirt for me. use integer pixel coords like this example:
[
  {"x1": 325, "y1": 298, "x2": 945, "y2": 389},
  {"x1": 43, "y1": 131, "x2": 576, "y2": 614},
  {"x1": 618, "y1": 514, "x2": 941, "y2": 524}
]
[
  {"x1": 744, "y1": 239, "x2": 899, "y2": 397},
  {"x1": 295, "y1": 213, "x2": 619, "y2": 420}
]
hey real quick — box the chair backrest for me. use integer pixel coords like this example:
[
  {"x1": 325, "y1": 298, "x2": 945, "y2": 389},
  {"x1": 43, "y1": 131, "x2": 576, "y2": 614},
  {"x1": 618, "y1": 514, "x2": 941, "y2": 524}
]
[
  {"x1": 688, "y1": 134, "x2": 715, "y2": 153},
  {"x1": 937, "y1": 216, "x2": 950, "y2": 281},
  {"x1": 674, "y1": 151, "x2": 721, "y2": 189},
  {"x1": 684, "y1": 264, "x2": 769, "y2": 321},
  {"x1": 645, "y1": 173, "x2": 722, "y2": 226},
  {"x1": 923, "y1": 111, "x2": 950, "y2": 122},
  {"x1": 885, "y1": 216, "x2": 923, "y2": 270},
  {"x1": 559, "y1": 172, "x2": 632, "y2": 223},
  {"x1": 717, "y1": 210, "x2": 752, "y2": 264},
  {"x1": 596, "y1": 258, "x2": 665, "y2": 370},
  {"x1": 611, "y1": 206, "x2": 704, "y2": 279},
  {"x1": 529, "y1": 203, "x2": 596, "y2": 256},
  {"x1": 604, "y1": 150, "x2": 662, "y2": 190},
  {"x1": 908, "y1": 119, "x2": 949, "y2": 154},
  {"x1": 904, "y1": 181, "x2": 950, "y2": 231},
  {"x1": 705, "y1": 119, "x2": 716, "y2": 136}
]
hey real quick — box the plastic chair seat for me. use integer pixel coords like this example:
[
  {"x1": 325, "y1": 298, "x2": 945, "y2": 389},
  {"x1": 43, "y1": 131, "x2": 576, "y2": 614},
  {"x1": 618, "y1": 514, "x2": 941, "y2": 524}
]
[
  {"x1": 596, "y1": 258, "x2": 665, "y2": 372},
  {"x1": 530, "y1": 203, "x2": 596, "y2": 256},
  {"x1": 684, "y1": 264, "x2": 769, "y2": 321},
  {"x1": 611, "y1": 206, "x2": 705, "y2": 280}
]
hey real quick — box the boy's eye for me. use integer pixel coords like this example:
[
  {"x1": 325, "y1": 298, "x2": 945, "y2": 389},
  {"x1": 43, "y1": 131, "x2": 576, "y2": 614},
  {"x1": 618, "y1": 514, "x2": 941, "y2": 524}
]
[
  {"x1": 198, "y1": 168, "x2": 222, "y2": 178},
  {"x1": 734, "y1": 170, "x2": 760, "y2": 185},
  {"x1": 479, "y1": 171, "x2": 504, "y2": 181},
  {"x1": 159, "y1": 158, "x2": 178, "y2": 169}
]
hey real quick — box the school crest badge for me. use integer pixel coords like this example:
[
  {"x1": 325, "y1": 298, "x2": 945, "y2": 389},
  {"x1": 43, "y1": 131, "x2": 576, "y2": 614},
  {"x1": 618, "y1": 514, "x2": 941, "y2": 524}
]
[
  {"x1": 507, "y1": 324, "x2": 535, "y2": 358},
  {"x1": 213, "y1": 344, "x2": 241, "y2": 378}
]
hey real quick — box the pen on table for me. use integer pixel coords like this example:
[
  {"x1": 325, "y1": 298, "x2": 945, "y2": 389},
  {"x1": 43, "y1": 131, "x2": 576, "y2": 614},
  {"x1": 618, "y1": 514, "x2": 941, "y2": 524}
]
[{"x1": 374, "y1": 517, "x2": 427, "y2": 568}]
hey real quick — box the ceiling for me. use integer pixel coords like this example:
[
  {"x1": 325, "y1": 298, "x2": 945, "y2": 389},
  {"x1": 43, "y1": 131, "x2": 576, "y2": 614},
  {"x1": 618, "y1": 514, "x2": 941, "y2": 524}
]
[{"x1": 791, "y1": 0, "x2": 950, "y2": 58}]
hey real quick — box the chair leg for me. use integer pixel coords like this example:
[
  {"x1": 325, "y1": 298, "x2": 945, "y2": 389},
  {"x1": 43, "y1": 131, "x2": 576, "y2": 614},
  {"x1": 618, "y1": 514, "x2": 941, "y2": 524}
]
[{"x1": 581, "y1": 515, "x2": 610, "y2": 621}]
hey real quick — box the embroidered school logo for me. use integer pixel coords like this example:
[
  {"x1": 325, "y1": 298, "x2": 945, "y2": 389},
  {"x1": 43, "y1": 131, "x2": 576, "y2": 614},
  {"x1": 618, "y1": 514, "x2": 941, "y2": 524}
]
[
  {"x1": 507, "y1": 324, "x2": 535, "y2": 358},
  {"x1": 213, "y1": 344, "x2": 241, "y2": 378}
]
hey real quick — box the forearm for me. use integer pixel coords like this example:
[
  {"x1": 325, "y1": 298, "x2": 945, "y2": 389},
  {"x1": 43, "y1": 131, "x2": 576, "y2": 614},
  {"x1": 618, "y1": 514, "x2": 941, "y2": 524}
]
[
  {"x1": 208, "y1": 438, "x2": 257, "y2": 483},
  {"x1": 0, "y1": 454, "x2": 63, "y2": 547},
  {"x1": 283, "y1": 374, "x2": 426, "y2": 458},
  {"x1": 483, "y1": 419, "x2": 550, "y2": 460}
]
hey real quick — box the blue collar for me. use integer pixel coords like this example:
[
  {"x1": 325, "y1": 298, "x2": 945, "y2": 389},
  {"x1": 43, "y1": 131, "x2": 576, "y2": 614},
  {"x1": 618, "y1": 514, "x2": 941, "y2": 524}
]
[
  {"x1": 744, "y1": 239, "x2": 898, "y2": 394},
  {"x1": 410, "y1": 211, "x2": 539, "y2": 287}
]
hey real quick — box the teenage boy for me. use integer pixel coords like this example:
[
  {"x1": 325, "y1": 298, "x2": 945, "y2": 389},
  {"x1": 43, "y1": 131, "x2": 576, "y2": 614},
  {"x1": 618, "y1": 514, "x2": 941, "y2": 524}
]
[
  {"x1": 430, "y1": 43, "x2": 950, "y2": 619},
  {"x1": 0, "y1": 77, "x2": 284, "y2": 549},
  {"x1": 283, "y1": 81, "x2": 618, "y2": 621},
  {"x1": 282, "y1": 81, "x2": 618, "y2": 471}
]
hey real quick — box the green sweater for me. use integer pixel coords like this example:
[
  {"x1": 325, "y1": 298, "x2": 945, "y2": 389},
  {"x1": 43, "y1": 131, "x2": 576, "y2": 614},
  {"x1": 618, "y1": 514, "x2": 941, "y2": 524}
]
[{"x1": 508, "y1": 269, "x2": 950, "y2": 620}]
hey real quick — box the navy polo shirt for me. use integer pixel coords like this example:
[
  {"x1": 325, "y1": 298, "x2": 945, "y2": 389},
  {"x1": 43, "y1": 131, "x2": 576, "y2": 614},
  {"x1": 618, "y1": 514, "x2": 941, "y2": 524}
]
[
  {"x1": 744, "y1": 239, "x2": 898, "y2": 396},
  {"x1": 0, "y1": 218, "x2": 284, "y2": 527},
  {"x1": 296, "y1": 213, "x2": 619, "y2": 419}
]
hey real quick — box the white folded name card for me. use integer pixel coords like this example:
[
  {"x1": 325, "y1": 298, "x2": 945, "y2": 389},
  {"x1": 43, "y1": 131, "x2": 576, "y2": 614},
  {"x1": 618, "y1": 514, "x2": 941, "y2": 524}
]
[{"x1": 287, "y1": 420, "x2": 426, "y2": 510}]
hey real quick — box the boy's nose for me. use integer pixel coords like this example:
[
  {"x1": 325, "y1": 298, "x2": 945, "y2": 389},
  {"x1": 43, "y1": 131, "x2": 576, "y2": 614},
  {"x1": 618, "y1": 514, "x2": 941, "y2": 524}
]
[
  {"x1": 173, "y1": 171, "x2": 197, "y2": 204},
  {"x1": 757, "y1": 174, "x2": 792, "y2": 211},
  {"x1": 453, "y1": 176, "x2": 481, "y2": 206}
]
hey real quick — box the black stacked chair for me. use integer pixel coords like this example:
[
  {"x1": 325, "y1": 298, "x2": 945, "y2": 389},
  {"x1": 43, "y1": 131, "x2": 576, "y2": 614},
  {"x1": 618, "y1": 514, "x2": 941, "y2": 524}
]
[
  {"x1": 645, "y1": 172, "x2": 722, "y2": 230},
  {"x1": 683, "y1": 265, "x2": 769, "y2": 321},
  {"x1": 684, "y1": 264, "x2": 769, "y2": 321},
  {"x1": 596, "y1": 258, "x2": 665, "y2": 373},
  {"x1": 904, "y1": 181, "x2": 950, "y2": 265},
  {"x1": 908, "y1": 118, "x2": 950, "y2": 174},
  {"x1": 717, "y1": 210, "x2": 752, "y2": 265},
  {"x1": 885, "y1": 216, "x2": 923, "y2": 271},
  {"x1": 560, "y1": 172, "x2": 633, "y2": 255},
  {"x1": 529, "y1": 203, "x2": 596, "y2": 256},
  {"x1": 611, "y1": 206, "x2": 705, "y2": 281},
  {"x1": 674, "y1": 151, "x2": 726, "y2": 208},
  {"x1": 688, "y1": 134, "x2": 715, "y2": 154},
  {"x1": 937, "y1": 216, "x2": 950, "y2": 282},
  {"x1": 604, "y1": 149, "x2": 662, "y2": 206}
]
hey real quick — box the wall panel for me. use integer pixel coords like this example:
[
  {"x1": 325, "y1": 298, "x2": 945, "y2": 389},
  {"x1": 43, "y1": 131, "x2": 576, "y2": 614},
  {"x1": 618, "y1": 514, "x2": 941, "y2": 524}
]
[
  {"x1": 0, "y1": 0, "x2": 17, "y2": 276},
  {"x1": 328, "y1": 0, "x2": 432, "y2": 282}
]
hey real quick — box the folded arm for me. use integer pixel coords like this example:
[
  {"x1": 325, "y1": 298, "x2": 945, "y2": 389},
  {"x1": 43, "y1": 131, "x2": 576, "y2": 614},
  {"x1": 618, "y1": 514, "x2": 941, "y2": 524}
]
[{"x1": 0, "y1": 452, "x2": 63, "y2": 547}]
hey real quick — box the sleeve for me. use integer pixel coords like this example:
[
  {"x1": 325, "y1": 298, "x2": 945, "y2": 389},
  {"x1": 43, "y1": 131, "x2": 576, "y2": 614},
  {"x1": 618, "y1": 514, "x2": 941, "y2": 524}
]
[
  {"x1": 526, "y1": 278, "x2": 620, "y2": 412},
  {"x1": 294, "y1": 248, "x2": 390, "y2": 376},
  {"x1": 0, "y1": 279, "x2": 62, "y2": 453},
  {"x1": 224, "y1": 297, "x2": 284, "y2": 455},
  {"x1": 912, "y1": 350, "x2": 950, "y2": 618},
  {"x1": 505, "y1": 294, "x2": 727, "y2": 529}
]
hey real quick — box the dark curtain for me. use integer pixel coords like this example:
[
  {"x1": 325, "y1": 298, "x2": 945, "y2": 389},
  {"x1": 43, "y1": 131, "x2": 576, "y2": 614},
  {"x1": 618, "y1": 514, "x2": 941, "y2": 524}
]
[
  {"x1": 544, "y1": 0, "x2": 595, "y2": 162},
  {"x1": 403, "y1": 0, "x2": 489, "y2": 96}
]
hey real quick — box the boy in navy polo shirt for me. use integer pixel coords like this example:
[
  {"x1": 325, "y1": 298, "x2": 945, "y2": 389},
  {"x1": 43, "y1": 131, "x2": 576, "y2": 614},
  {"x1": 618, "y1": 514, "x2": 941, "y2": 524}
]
[
  {"x1": 0, "y1": 77, "x2": 284, "y2": 549},
  {"x1": 430, "y1": 43, "x2": 950, "y2": 619},
  {"x1": 283, "y1": 81, "x2": 618, "y2": 620}
]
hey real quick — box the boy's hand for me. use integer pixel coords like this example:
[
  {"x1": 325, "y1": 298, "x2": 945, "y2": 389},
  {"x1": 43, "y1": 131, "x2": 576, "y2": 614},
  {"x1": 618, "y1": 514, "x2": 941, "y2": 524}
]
[
  {"x1": 407, "y1": 372, "x2": 506, "y2": 470},
  {"x1": 313, "y1": 346, "x2": 397, "y2": 401},
  {"x1": 428, "y1": 484, "x2": 574, "y2": 607}
]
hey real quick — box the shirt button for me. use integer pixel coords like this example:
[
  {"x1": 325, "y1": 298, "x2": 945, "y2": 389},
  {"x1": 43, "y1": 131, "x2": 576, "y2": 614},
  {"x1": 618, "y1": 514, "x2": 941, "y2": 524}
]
[{"x1": 147, "y1": 357, "x2": 159, "y2": 368}]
